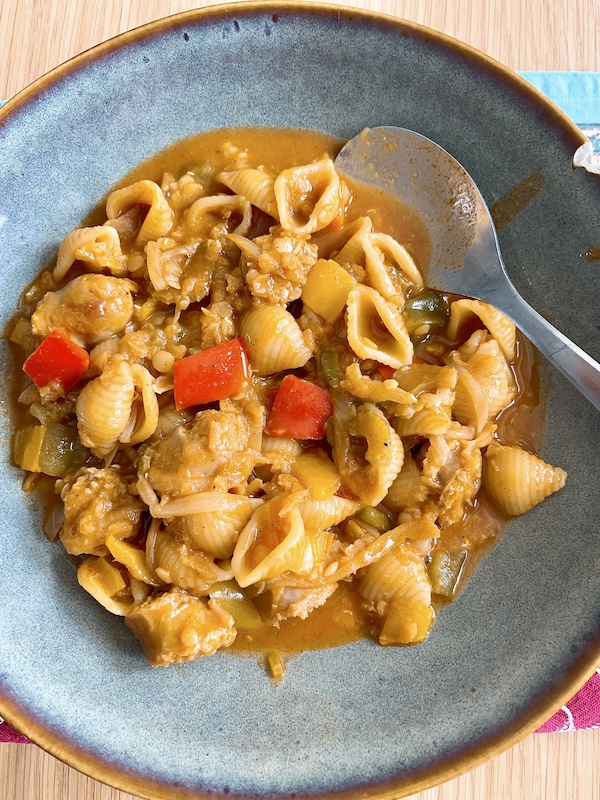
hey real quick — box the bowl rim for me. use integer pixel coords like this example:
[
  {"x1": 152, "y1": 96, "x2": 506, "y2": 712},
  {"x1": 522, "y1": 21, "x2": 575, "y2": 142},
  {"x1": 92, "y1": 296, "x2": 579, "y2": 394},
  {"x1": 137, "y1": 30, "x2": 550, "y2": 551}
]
[{"x1": 0, "y1": 2, "x2": 596, "y2": 799}]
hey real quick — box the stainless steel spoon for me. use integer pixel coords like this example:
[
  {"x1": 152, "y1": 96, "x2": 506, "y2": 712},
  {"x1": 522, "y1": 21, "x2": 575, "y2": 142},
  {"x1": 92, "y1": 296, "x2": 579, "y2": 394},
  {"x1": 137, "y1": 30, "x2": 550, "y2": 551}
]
[{"x1": 335, "y1": 126, "x2": 600, "y2": 412}]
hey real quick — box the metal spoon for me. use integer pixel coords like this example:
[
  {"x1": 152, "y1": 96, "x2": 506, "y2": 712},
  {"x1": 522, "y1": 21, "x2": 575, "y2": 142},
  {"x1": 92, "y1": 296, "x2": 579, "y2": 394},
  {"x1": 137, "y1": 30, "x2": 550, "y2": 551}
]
[{"x1": 335, "y1": 126, "x2": 600, "y2": 412}]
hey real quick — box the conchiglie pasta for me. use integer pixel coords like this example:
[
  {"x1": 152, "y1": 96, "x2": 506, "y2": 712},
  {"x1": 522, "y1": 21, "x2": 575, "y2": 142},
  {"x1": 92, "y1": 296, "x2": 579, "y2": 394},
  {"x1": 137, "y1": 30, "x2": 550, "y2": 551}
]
[
  {"x1": 55, "y1": 225, "x2": 127, "y2": 280},
  {"x1": 186, "y1": 194, "x2": 252, "y2": 237},
  {"x1": 76, "y1": 356, "x2": 135, "y2": 458},
  {"x1": 483, "y1": 443, "x2": 567, "y2": 516},
  {"x1": 152, "y1": 528, "x2": 232, "y2": 595},
  {"x1": 362, "y1": 232, "x2": 423, "y2": 303},
  {"x1": 360, "y1": 544, "x2": 434, "y2": 645},
  {"x1": 451, "y1": 365, "x2": 490, "y2": 432},
  {"x1": 106, "y1": 180, "x2": 174, "y2": 246},
  {"x1": 232, "y1": 495, "x2": 311, "y2": 587},
  {"x1": 455, "y1": 334, "x2": 516, "y2": 419},
  {"x1": 124, "y1": 364, "x2": 159, "y2": 446},
  {"x1": 240, "y1": 303, "x2": 313, "y2": 375},
  {"x1": 218, "y1": 168, "x2": 279, "y2": 219},
  {"x1": 448, "y1": 299, "x2": 516, "y2": 362},
  {"x1": 346, "y1": 285, "x2": 413, "y2": 368},
  {"x1": 274, "y1": 158, "x2": 342, "y2": 235},
  {"x1": 333, "y1": 402, "x2": 404, "y2": 507},
  {"x1": 384, "y1": 455, "x2": 430, "y2": 512},
  {"x1": 328, "y1": 216, "x2": 373, "y2": 265},
  {"x1": 298, "y1": 495, "x2": 360, "y2": 530},
  {"x1": 170, "y1": 498, "x2": 256, "y2": 559}
]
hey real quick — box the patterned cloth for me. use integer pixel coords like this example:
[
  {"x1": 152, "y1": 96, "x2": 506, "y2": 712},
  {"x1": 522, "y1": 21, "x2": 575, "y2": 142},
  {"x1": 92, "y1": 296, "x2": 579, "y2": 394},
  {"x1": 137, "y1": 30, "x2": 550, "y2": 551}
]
[{"x1": 1, "y1": 72, "x2": 599, "y2": 743}]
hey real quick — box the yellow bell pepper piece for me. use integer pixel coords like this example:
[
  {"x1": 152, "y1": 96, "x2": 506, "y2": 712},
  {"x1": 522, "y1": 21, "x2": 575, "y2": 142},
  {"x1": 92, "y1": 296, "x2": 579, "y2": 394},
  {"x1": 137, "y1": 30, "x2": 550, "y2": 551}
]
[
  {"x1": 291, "y1": 450, "x2": 341, "y2": 500},
  {"x1": 81, "y1": 555, "x2": 127, "y2": 598},
  {"x1": 13, "y1": 425, "x2": 46, "y2": 473},
  {"x1": 77, "y1": 556, "x2": 133, "y2": 616},
  {"x1": 267, "y1": 651, "x2": 285, "y2": 680},
  {"x1": 106, "y1": 535, "x2": 158, "y2": 586},
  {"x1": 134, "y1": 298, "x2": 158, "y2": 324},
  {"x1": 302, "y1": 259, "x2": 356, "y2": 323},
  {"x1": 209, "y1": 581, "x2": 264, "y2": 631},
  {"x1": 379, "y1": 593, "x2": 434, "y2": 645}
]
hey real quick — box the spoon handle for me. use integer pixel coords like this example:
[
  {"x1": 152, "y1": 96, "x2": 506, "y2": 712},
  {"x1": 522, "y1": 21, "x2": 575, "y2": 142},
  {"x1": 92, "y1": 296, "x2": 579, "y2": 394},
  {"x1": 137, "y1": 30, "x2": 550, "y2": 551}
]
[{"x1": 490, "y1": 277, "x2": 600, "y2": 413}]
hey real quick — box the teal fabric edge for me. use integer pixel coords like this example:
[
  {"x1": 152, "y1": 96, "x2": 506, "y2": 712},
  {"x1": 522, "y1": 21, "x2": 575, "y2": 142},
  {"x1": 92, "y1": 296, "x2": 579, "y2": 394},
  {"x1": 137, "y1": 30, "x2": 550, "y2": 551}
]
[
  {"x1": 519, "y1": 71, "x2": 600, "y2": 125},
  {"x1": 1, "y1": 71, "x2": 599, "y2": 124}
]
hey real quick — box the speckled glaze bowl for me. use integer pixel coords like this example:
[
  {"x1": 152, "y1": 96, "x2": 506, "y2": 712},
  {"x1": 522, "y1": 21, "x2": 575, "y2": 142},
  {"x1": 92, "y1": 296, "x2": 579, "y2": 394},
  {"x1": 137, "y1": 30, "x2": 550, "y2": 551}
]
[{"x1": 1, "y1": 4, "x2": 599, "y2": 799}]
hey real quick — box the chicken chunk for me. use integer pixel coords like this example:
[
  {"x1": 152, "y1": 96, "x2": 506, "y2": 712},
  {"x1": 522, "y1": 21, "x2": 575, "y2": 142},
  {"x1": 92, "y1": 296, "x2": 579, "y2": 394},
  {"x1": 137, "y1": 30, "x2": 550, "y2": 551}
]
[
  {"x1": 245, "y1": 227, "x2": 318, "y2": 304},
  {"x1": 140, "y1": 401, "x2": 256, "y2": 497},
  {"x1": 421, "y1": 434, "x2": 487, "y2": 528},
  {"x1": 125, "y1": 589, "x2": 236, "y2": 666},
  {"x1": 32, "y1": 274, "x2": 137, "y2": 346},
  {"x1": 60, "y1": 467, "x2": 144, "y2": 556},
  {"x1": 269, "y1": 583, "x2": 338, "y2": 622}
]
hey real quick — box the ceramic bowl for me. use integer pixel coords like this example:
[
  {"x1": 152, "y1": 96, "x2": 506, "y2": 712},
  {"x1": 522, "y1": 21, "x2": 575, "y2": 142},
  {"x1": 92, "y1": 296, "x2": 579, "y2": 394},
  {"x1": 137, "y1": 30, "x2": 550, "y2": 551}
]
[{"x1": 1, "y1": 4, "x2": 599, "y2": 799}]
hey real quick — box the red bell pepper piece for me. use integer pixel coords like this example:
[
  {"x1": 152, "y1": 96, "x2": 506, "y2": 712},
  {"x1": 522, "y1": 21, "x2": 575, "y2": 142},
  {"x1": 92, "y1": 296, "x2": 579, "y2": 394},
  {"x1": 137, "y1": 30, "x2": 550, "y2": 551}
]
[
  {"x1": 23, "y1": 329, "x2": 90, "y2": 393},
  {"x1": 376, "y1": 364, "x2": 397, "y2": 380},
  {"x1": 264, "y1": 375, "x2": 332, "y2": 440},
  {"x1": 173, "y1": 338, "x2": 250, "y2": 410}
]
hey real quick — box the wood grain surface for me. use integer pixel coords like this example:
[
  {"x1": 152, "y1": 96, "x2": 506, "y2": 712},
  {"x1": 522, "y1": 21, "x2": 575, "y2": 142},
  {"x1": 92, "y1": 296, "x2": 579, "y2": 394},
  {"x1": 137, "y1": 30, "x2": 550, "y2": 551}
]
[{"x1": 1, "y1": 1, "x2": 599, "y2": 799}]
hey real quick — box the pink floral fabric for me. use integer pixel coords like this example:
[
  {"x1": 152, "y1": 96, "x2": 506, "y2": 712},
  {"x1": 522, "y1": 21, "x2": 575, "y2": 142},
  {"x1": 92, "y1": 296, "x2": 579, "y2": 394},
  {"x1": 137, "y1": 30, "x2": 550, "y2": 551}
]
[{"x1": 536, "y1": 669, "x2": 600, "y2": 733}]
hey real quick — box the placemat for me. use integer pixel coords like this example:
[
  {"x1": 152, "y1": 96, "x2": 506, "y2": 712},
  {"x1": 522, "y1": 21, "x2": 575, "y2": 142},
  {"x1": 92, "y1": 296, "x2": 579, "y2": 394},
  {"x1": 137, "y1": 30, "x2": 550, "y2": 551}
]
[{"x1": 0, "y1": 71, "x2": 599, "y2": 743}]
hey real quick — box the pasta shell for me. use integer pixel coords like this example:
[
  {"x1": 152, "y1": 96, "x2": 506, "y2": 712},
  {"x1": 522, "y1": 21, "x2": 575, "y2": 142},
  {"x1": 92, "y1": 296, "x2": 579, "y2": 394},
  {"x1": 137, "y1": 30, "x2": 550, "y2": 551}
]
[
  {"x1": 298, "y1": 496, "x2": 360, "y2": 530},
  {"x1": 333, "y1": 401, "x2": 404, "y2": 507},
  {"x1": 76, "y1": 356, "x2": 135, "y2": 458},
  {"x1": 106, "y1": 180, "x2": 174, "y2": 246},
  {"x1": 328, "y1": 216, "x2": 374, "y2": 265},
  {"x1": 170, "y1": 498, "x2": 256, "y2": 560},
  {"x1": 274, "y1": 158, "x2": 341, "y2": 235},
  {"x1": 152, "y1": 528, "x2": 231, "y2": 595},
  {"x1": 226, "y1": 233, "x2": 262, "y2": 261},
  {"x1": 240, "y1": 303, "x2": 313, "y2": 376},
  {"x1": 186, "y1": 194, "x2": 252, "y2": 237},
  {"x1": 341, "y1": 362, "x2": 415, "y2": 406},
  {"x1": 77, "y1": 555, "x2": 133, "y2": 616},
  {"x1": 125, "y1": 364, "x2": 159, "y2": 446},
  {"x1": 447, "y1": 299, "x2": 516, "y2": 361},
  {"x1": 360, "y1": 544, "x2": 434, "y2": 645},
  {"x1": 325, "y1": 518, "x2": 437, "y2": 583},
  {"x1": 451, "y1": 357, "x2": 490, "y2": 432},
  {"x1": 483, "y1": 443, "x2": 567, "y2": 516},
  {"x1": 360, "y1": 544, "x2": 414, "y2": 605},
  {"x1": 232, "y1": 495, "x2": 311, "y2": 587},
  {"x1": 384, "y1": 455, "x2": 430, "y2": 511},
  {"x1": 456, "y1": 336, "x2": 516, "y2": 419},
  {"x1": 394, "y1": 406, "x2": 452, "y2": 437},
  {"x1": 346, "y1": 285, "x2": 413, "y2": 368},
  {"x1": 89, "y1": 337, "x2": 120, "y2": 371},
  {"x1": 54, "y1": 225, "x2": 127, "y2": 281},
  {"x1": 394, "y1": 363, "x2": 458, "y2": 396},
  {"x1": 218, "y1": 168, "x2": 279, "y2": 219},
  {"x1": 362, "y1": 232, "x2": 423, "y2": 303}
]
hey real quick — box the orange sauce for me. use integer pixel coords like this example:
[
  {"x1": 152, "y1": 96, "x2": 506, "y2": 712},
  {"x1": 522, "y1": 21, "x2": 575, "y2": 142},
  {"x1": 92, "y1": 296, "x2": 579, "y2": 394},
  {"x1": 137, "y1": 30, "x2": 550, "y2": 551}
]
[{"x1": 9, "y1": 127, "x2": 544, "y2": 657}]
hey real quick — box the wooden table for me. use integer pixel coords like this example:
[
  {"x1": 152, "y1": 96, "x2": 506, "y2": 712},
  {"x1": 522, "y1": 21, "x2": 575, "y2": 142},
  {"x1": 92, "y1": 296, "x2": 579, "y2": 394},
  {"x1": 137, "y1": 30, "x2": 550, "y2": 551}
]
[{"x1": 1, "y1": 1, "x2": 599, "y2": 798}]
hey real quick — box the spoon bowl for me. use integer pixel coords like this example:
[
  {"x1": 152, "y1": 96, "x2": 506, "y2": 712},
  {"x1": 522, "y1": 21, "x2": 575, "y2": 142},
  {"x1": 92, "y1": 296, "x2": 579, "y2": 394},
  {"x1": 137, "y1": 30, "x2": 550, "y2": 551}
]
[{"x1": 335, "y1": 126, "x2": 600, "y2": 411}]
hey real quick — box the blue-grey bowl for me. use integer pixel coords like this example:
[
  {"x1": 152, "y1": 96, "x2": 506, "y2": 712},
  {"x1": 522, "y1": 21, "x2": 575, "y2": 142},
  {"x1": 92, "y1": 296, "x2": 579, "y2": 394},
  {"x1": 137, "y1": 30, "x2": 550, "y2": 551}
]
[{"x1": 1, "y1": 4, "x2": 599, "y2": 798}]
